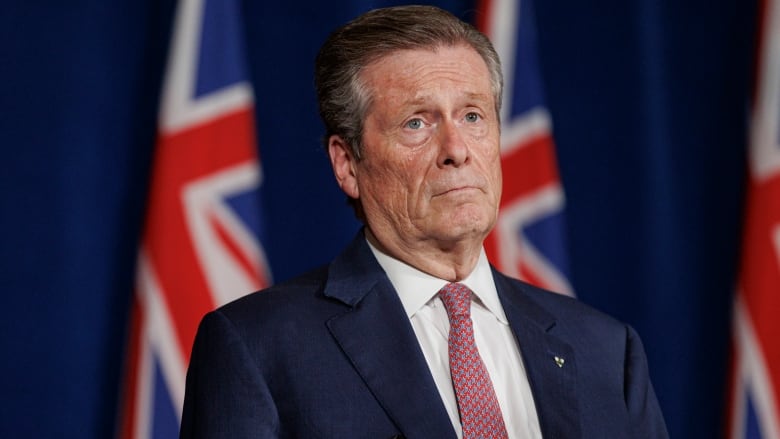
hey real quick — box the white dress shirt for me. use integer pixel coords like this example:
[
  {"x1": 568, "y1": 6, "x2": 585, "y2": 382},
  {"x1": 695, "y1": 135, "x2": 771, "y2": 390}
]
[{"x1": 367, "y1": 240, "x2": 542, "y2": 439}]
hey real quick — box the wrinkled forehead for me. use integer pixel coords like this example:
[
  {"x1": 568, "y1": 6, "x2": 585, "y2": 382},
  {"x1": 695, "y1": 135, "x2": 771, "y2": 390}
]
[
  {"x1": 360, "y1": 45, "x2": 494, "y2": 104},
  {"x1": 363, "y1": 42, "x2": 483, "y2": 74},
  {"x1": 359, "y1": 42, "x2": 500, "y2": 114}
]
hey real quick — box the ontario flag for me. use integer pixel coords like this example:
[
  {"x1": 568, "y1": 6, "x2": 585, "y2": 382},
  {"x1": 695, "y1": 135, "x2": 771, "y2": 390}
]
[
  {"x1": 117, "y1": 0, "x2": 272, "y2": 437},
  {"x1": 726, "y1": 0, "x2": 780, "y2": 436},
  {"x1": 478, "y1": 0, "x2": 573, "y2": 296}
]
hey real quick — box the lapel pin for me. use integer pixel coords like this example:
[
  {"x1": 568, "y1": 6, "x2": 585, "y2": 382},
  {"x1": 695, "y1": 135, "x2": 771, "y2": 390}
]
[{"x1": 554, "y1": 356, "x2": 565, "y2": 368}]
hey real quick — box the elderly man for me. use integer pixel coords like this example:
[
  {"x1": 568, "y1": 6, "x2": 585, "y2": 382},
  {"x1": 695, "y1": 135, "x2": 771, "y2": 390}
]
[{"x1": 180, "y1": 5, "x2": 668, "y2": 438}]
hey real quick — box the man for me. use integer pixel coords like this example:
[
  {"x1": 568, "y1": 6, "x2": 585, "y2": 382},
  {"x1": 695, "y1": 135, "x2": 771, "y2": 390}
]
[{"x1": 180, "y1": 5, "x2": 668, "y2": 438}]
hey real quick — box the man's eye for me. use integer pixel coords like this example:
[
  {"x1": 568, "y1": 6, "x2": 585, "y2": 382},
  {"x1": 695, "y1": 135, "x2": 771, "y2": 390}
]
[
  {"x1": 465, "y1": 112, "x2": 481, "y2": 123},
  {"x1": 405, "y1": 118, "x2": 423, "y2": 129}
]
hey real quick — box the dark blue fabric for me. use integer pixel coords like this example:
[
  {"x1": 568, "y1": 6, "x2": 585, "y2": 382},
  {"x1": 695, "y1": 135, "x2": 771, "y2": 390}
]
[
  {"x1": 152, "y1": 358, "x2": 179, "y2": 439},
  {"x1": 195, "y1": 0, "x2": 249, "y2": 97}
]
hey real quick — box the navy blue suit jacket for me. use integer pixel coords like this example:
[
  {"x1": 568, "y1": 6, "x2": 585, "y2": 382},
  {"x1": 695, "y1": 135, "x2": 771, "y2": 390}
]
[{"x1": 180, "y1": 233, "x2": 668, "y2": 438}]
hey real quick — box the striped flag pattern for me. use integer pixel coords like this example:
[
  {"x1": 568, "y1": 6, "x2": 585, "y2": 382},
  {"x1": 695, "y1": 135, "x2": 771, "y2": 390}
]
[
  {"x1": 727, "y1": 0, "x2": 780, "y2": 436},
  {"x1": 117, "y1": 0, "x2": 271, "y2": 436},
  {"x1": 478, "y1": 0, "x2": 573, "y2": 295}
]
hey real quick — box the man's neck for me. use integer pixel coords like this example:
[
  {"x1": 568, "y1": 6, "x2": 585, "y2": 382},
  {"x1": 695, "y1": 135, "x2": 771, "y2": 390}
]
[{"x1": 364, "y1": 227, "x2": 483, "y2": 282}]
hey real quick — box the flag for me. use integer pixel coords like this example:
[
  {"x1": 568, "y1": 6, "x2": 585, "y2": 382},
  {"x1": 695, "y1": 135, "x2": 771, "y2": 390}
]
[
  {"x1": 727, "y1": 0, "x2": 780, "y2": 436},
  {"x1": 478, "y1": 0, "x2": 573, "y2": 295},
  {"x1": 117, "y1": 0, "x2": 271, "y2": 436}
]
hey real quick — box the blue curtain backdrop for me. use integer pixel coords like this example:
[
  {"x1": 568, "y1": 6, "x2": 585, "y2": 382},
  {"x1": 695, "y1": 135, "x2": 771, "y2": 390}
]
[{"x1": 0, "y1": 0, "x2": 754, "y2": 438}]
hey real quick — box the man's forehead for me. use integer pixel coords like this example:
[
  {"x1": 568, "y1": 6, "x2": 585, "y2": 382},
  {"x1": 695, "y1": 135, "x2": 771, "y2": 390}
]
[
  {"x1": 362, "y1": 45, "x2": 490, "y2": 86},
  {"x1": 401, "y1": 91, "x2": 494, "y2": 106},
  {"x1": 365, "y1": 43, "x2": 479, "y2": 69}
]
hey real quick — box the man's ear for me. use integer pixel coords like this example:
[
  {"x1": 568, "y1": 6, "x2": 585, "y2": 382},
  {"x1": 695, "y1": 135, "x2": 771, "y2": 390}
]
[{"x1": 327, "y1": 135, "x2": 360, "y2": 199}]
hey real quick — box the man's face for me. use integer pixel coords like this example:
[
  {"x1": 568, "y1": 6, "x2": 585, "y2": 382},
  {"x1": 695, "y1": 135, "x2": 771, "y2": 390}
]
[{"x1": 331, "y1": 44, "x2": 502, "y2": 252}]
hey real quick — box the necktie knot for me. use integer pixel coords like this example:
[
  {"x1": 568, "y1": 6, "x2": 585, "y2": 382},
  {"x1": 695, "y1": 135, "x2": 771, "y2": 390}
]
[{"x1": 439, "y1": 282, "x2": 472, "y2": 318}]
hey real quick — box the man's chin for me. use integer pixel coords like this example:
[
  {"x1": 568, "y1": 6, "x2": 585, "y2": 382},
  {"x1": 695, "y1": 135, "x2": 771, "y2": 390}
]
[{"x1": 427, "y1": 216, "x2": 494, "y2": 245}]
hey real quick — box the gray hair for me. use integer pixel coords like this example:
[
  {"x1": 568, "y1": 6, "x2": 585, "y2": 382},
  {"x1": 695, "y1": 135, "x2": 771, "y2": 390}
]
[{"x1": 314, "y1": 5, "x2": 503, "y2": 160}]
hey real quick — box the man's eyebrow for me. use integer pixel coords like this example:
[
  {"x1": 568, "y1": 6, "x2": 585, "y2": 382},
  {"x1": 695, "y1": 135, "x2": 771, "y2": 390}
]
[
  {"x1": 401, "y1": 96, "x2": 430, "y2": 107},
  {"x1": 464, "y1": 92, "x2": 492, "y2": 102}
]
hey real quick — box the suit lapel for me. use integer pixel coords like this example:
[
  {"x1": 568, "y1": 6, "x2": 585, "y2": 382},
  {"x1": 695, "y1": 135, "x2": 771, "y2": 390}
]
[
  {"x1": 494, "y1": 271, "x2": 582, "y2": 438},
  {"x1": 324, "y1": 234, "x2": 456, "y2": 439}
]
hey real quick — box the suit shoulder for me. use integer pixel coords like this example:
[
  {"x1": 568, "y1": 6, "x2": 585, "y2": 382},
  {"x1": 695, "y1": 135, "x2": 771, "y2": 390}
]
[
  {"x1": 214, "y1": 264, "x2": 339, "y2": 325},
  {"x1": 501, "y1": 274, "x2": 627, "y2": 334}
]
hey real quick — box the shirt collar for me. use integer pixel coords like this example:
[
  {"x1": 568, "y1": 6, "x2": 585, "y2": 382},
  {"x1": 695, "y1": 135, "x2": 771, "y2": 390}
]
[{"x1": 366, "y1": 238, "x2": 508, "y2": 324}]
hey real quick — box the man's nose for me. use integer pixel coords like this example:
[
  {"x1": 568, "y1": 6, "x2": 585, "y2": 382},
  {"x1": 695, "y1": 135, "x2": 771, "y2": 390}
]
[{"x1": 437, "y1": 119, "x2": 469, "y2": 167}]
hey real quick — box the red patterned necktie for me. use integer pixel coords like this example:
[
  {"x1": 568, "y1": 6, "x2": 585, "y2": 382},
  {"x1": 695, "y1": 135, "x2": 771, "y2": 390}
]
[{"x1": 439, "y1": 282, "x2": 509, "y2": 439}]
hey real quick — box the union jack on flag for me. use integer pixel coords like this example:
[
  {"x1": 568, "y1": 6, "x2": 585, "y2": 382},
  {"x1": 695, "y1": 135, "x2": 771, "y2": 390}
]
[
  {"x1": 478, "y1": 0, "x2": 573, "y2": 295},
  {"x1": 117, "y1": 0, "x2": 271, "y2": 436},
  {"x1": 727, "y1": 0, "x2": 780, "y2": 436}
]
